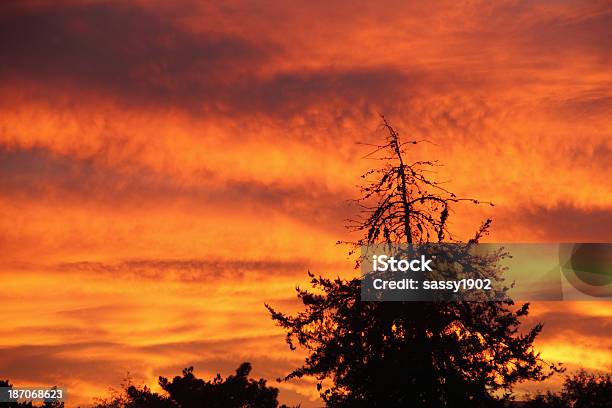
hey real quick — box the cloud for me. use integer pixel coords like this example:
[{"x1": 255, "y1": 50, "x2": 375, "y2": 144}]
[
  {"x1": 499, "y1": 204, "x2": 612, "y2": 242},
  {"x1": 0, "y1": 1, "x2": 611, "y2": 406},
  {"x1": 0, "y1": 341, "x2": 131, "y2": 384},
  {"x1": 0, "y1": 1, "x2": 419, "y2": 119},
  {"x1": 0, "y1": 146, "x2": 355, "y2": 235},
  {"x1": 52, "y1": 258, "x2": 312, "y2": 282},
  {"x1": 0, "y1": 336, "x2": 312, "y2": 407},
  {"x1": 525, "y1": 305, "x2": 612, "y2": 342},
  {"x1": 5, "y1": 0, "x2": 608, "y2": 124},
  {"x1": 0, "y1": 2, "x2": 272, "y2": 109}
]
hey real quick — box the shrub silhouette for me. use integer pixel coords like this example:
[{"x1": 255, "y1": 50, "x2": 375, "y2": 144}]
[
  {"x1": 93, "y1": 362, "x2": 290, "y2": 408},
  {"x1": 159, "y1": 363, "x2": 283, "y2": 408},
  {"x1": 266, "y1": 117, "x2": 563, "y2": 407},
  {"x1": 525, "y1": 370, "x2": 612, "y2": 408}
]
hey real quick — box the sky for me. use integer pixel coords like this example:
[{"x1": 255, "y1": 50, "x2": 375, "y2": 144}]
[{"x1": 0, "y1": 0, "x2": 611, "y2": 406}]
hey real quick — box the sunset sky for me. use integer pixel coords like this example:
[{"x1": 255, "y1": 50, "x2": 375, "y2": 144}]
[{"x1": 0, "y1": 0, "x2": 611, "y2": 406}]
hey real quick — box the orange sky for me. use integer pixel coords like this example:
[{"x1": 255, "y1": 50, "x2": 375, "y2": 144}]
[{"x1": 0, "y1": 0, "x2": 611, "y2": 406}]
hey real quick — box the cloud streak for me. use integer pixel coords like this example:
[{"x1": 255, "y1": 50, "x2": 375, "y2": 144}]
[{"x1": 0, "y1": 0, "x2": 611, "y2": 406}]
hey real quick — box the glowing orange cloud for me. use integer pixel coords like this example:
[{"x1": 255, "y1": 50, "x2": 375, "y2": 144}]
[{"x1": 0, "y1": 0, "x2": 610, "y2": 406}]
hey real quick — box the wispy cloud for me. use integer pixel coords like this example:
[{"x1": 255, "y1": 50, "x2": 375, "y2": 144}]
[{"x1": 0, "y1": 1, "x2": 611, "y2": 406}]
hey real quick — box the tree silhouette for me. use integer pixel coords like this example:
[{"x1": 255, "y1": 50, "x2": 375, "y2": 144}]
[
  {"x1": 93, "y1": 362, "x2": 291, "y2": 408},
  {"x1": 159, "y1": 363, "x2": 284, "y2": 408},
  {"x1": 94, "y1": 383, "x2": 172, "y2": 408},
  {"x1": 525, "y1": 370, "x2": 612, "y2": 408},
  {"x1": 266, "y1": 117, "x2": 562, "y2": 407}
]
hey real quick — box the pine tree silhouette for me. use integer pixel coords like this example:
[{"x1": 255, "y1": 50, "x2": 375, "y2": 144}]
[{"x1": 266, "y1": 117, "x2": 563, "y2": 407}]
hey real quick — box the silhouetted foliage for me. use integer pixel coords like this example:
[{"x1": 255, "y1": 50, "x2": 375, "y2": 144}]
[
  {"x1": 94, "y1": 383, "x2": 172, "y2": 408},
  {"x1": 92, "y1": 362, "x2": 291, "y2": 408},
  {"x1": 266, "y1": 117, "x2": 563, "y2": 407},
  {"x1": 525, "y1": 370, "x2": 612, "y2": 408},
  {"x1": 159, "y1": 363, "x2": 284, "y2": 408}
]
